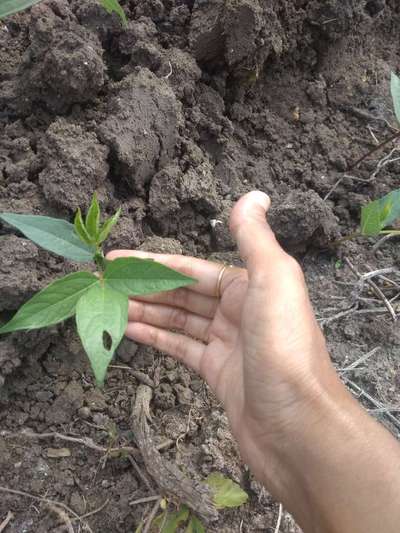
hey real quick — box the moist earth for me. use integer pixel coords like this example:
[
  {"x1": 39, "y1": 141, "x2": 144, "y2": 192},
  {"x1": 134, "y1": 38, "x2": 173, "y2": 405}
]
[{"x1": 0, "y1": 1, "x2": 400, "y2": 531}]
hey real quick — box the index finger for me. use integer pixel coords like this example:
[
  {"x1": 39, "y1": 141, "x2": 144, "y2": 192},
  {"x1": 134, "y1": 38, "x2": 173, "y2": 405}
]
[{"x1": 106, "y1": 249, "x2": 229, "y2": 297}]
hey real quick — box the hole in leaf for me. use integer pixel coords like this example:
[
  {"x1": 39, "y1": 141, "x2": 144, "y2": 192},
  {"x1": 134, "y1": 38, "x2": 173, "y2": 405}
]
[{"x1": 103, "y1": 331, "x2": 112, "y2": 351}]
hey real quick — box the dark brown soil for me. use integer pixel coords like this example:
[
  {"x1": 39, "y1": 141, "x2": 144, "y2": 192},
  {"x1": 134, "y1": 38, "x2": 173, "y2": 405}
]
[{"x1": 1, "y1": 1, "x2": 400, "y2": 531}]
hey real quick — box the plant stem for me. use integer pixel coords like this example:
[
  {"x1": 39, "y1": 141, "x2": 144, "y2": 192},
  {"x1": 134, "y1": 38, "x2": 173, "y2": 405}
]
[
  {"x1": 332, "y1": 232, "x2": 362, "y2": 246},
  {"x1": 94, "y1": 249, "x2": 107, "y2": 272},
  {"x1": 379, "y1": 230, "x2": 400, "y2": 236}
]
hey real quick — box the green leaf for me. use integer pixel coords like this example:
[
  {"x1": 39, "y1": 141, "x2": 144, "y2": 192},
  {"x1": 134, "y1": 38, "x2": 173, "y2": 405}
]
[
  {"x1": 97, "y1": 208, "x2": 121, "y2": 244},
  {"x1": 0, "y1": 0, "x2": 43, "y2": 18},
  {"x1": 361, "y1": 189, "x2": 400, "y2": 236},
  {"x1": 155, "y1": 507, "x2": 190, "y2": 533},
  {"x1": 205, "y1": 473, "x2": 248, "y2": 509},
  {"x1": 76, "y1": 283, "x2": 128, "y2": 387},
  {"x1": 134, "y1": 523, "x2": 144, "y2": 533},
  {"x1": 104, "y1": 257, "x2": 196, "y2": 297},
  {"x1": 98, "y1": 0, "x2": 127, "y2": 26},
  {"x1": 85, "y1": 194, "x2": 101, "y2": 240},
  {"x1": 0, "y1": 272, "x2": 98, "y2": 334},
  {"x1": 74, "y1": 208, "x2": 93, "y2": 245},
  {"x1": 0, "y1": 213, "x2": 96, "y2": 262},
  {"x1": 391, "y1": 72, "x2": 400, "y2": 125},
  {"x1": 185, "y1": 515, "x2": 205, "y2": 533}
]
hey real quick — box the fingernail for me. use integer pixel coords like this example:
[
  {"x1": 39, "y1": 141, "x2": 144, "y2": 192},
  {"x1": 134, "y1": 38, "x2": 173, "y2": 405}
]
[{"x1": 249, "y1": 191, "x2": 270, "y2": 209}]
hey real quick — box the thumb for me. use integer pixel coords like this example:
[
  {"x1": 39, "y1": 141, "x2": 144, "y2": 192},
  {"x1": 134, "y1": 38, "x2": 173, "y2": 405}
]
[{"x1": 230, "y1": 191, "x2": 286, "y2": 277}]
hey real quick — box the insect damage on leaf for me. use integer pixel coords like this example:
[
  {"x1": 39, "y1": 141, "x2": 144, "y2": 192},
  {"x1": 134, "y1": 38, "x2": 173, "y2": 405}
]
[{"x1": 0, "y1": 193, "x2": 196, "y2": 386}]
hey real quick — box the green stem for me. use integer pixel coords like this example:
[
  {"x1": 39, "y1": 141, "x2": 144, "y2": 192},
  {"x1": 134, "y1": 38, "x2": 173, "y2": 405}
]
[
  {"x1": 379, "y1": 230, "x2": 400, "y2": 236},
  {"x1": 94, "y1": 249, "x2": 107, "y2": 272},
  {"x1": 332, "y1": 232, "x2": 362, "y2": 246}
]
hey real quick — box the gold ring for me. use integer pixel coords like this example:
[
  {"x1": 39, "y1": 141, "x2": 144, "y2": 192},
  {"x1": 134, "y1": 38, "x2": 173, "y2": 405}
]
[{"x1": 216, "y1": 264, "x2": 232, "y2": 298}]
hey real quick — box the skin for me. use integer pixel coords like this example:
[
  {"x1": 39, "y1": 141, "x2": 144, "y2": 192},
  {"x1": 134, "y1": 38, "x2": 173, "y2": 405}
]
[{"x1": 108, "y1": 191, "x2": 400, "y2": 533}]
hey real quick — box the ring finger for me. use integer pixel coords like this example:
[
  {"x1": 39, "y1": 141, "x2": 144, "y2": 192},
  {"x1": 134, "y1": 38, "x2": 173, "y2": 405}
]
[{"x1": 128, "y1": 299, "x2": 212, "y2": 343}]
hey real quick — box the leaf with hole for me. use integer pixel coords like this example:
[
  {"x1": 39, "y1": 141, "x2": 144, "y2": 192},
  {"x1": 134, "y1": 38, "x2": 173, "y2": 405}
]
[
  {"x1": 104, "y1": 257, "x2": 196, "y2": 296},
  {"x1": 98, "y1": 0, "x2": 127, "y2": 25},
  {"x1": 0, "y1": 0, "x2": 43, "y2": 18},
  {"x1": 0, "y1": 272, "x2": 98, "y2": 334},
  {"x1": 0, "y1": 213, "x2": 95, "y2": 262},
  {"x1": 185, "y1": 515, "x2": 205, "y2": 533},
  {"x1": 391, "y1": 72, "x2": 400, "y2": 125},
  {"x1": 205, "y1": 473, "x2": 248, "y2": 509},
  {"x1": 76, "y1": 283, "x2": 128, "y2": 387},
  {"x1": 361, "y1": 188, "x2": 400, "y2": 236}
]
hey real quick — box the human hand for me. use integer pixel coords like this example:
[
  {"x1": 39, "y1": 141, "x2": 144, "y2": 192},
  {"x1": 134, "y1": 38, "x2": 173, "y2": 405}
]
[
  {"x1": 107, "y1": 192, "x2": 333, "y2": 482},
  {"x1": 108, "y1": 191, "x2": 400, "y2": 533}
]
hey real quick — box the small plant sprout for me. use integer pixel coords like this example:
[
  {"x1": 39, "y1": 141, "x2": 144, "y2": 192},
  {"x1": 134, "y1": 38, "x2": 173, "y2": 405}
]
[
  {"x1": 136, "y1": 473, "x2": 248, "y2": 533},
  {"x1": 0, "y1": 194, "x2": 195, "y2": 386},
  {"x1": 0, "y1": 0, "x2": 127, "y2": 26}
]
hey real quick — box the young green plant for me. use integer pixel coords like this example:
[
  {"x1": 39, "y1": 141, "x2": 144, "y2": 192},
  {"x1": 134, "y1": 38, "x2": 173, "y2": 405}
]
[
  {"x1": 0, "y1": 194, "x2": 195, "y2": 386},
  {"x1": 135, "y1": 473, "x2": 249, "y2": 533},
  {"x1": 0, "y1": 0, "x2": 127, "y2": 25}
]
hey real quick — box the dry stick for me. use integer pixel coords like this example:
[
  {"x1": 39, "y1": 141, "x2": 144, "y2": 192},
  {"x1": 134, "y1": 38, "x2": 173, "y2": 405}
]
[
  {"x1": 348, "y1": 130, "x2": 400, "y2": 171},
  {"x1": 130, "y1": 495, "x2": 161, "y2": 507},
  {"x1": 143, "y1": 498, "x2": 162, "y2": 533},
  {"x1": 0, "y1": 511, "x2": 13, "y2": 533},
  {"x1": 0, "y1": 487, "x2": 93, "y2": 533},
  {"x1": 324, "y1": 145, "x2": 400, "y2": 201},
  {"x1": 132, "y1": 385, "x2": 219, "y2": 523},
  {"x1": 0, "y1": 429, "x2": 140, "y2": 457},
  {"x1": 345, "y1": 258, "x2": 397, "y2": 322},
  {"x1": 73, "y1": 499, "x2": 110, "y2": 522},
  {"x1": 372, "y1": 233, "x2": 400, "y2": 254},
  {"x1": 48, "y1": 504, "x2": 74, "y2": 533},
  {"x1": 344, "y1": 379, "x2": 400, "y2": 432},
  {"x1": 339, "y1": 347, "x2": 381, "y2": 373},
  {"x1": 274, "y1": 504, "x2": 283, "y2": 533}
]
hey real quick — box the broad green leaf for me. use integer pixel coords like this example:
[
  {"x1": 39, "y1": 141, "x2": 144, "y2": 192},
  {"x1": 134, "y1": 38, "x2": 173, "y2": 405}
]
[
  {"x1": 104, "y1": 257, "x2": 196, "y2": 296},
  {"x1": 98, "y1": 0, "x2": 127, "y2": 26},
  {"x1": 97, "y1": 208, "x2": 121, "y2": 244},
  {"x1": 391, "y1": 72, "x2": 400, "y2": 125},
  {"x1": 76, "y1": 283, "x2": 128, "y2": 386},
  {"x1": 0, "y1": 272, "x2": 98, "y2": 334},
  {"x1": 185, "y1": 515, "x2": 205, "y2": 533},
  {"x1": 0, "y1": 213, "x2": 96, "y2": 262},
  {"x1": 153, "y1": 507, "x2": 189, "y2": 533},
  {"x1": 0, "y1": 0, "x2": 43, "y2": 18},
  {"x1": 360, "y1": 189, "x2": 400, "y2": 236},
  {"x1": 85, "y1": 194, "x2": 100, "y2": 240},
  {"x1": 205, "y1": 473, "x2": 248, "y2": 509},
  {"x1": 74, "y1": 208, "x2": 93, "y2": 245}
]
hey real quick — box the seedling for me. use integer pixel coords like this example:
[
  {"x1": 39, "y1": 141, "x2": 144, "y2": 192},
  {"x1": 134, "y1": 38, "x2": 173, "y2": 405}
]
[
  {"x1": 0, "y1": 0, "x2": 127, "y2": 26},
  {"x1": 0, "y1": 194, "x2": 195, "y2": 386},
  {"x1": 135, "y1": 473, "x2": 249, "y2": 533},
  {"x1": 337, "y1": 73, "x2": 400, "y2": 244}
]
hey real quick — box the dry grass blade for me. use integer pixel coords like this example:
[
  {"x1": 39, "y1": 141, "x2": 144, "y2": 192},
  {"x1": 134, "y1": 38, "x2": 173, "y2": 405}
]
[{"x1": 0, "y1": 511, "x2": 14, "y2": 532}]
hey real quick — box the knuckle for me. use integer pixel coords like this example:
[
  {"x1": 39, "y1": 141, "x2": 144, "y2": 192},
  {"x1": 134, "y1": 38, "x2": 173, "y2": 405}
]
[
  {"x1": 169, "y1": 308, "x2": 188, "y2": 330},
  {"x1": 172, "y1": 287, "x2": 189, "y2": 308}
]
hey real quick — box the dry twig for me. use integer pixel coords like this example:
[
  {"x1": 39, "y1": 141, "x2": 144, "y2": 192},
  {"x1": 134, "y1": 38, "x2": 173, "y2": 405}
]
[
  {"x1": 132, "y1": 385, "x2": 218, "y2": 523},
  {"x1": 274, "y1": 504, "x2": 283, "y2": 533},
  {"x1": 0, "y1": 487, "x2": 93, "y2": 533},
  {"x1": 143, "y1": 498, "x2": 162, "y2": 533},
  {"x1": 0, "y1": 511, "x2": 13, "y2": 532},
  {"x1": 345, "y1": 258, "x2": 398, "y2": 322}
]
